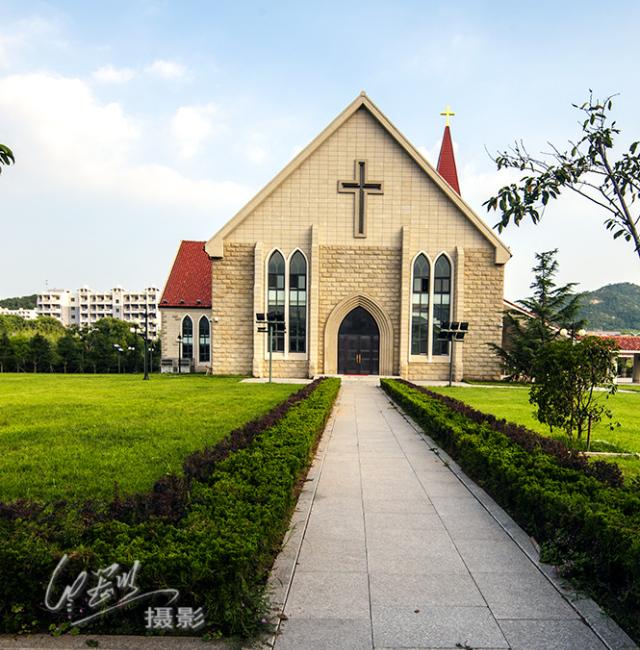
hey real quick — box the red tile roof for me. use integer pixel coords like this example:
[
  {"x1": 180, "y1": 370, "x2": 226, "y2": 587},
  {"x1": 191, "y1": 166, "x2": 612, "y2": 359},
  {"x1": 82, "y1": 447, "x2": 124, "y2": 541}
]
[
  {"x1": 599, "y1": 335, "x2": 640, "y2": 352},
  {"x1": 436, "y1": 125, "x2": 461, "y2": 195},
  {"x1": 160, "y1": 241, "x2": 211, "y2": 308}
]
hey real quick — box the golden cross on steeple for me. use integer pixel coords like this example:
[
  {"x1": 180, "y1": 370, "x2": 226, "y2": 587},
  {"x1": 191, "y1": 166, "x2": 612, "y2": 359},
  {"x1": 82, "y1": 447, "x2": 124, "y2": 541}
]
[{"x1": 440, "y1": 104, "x2": 455, "y2": 127}]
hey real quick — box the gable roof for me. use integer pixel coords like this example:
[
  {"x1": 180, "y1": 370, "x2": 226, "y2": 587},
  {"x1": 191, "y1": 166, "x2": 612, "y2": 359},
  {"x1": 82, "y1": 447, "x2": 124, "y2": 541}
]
[
  {"x1": 160, "y1": 240, "x2": 211, "y2": 308},
  {"x1": 437, "y1": 125, "x2": 461, "y2": 195},
  {"x1": 205, "y1": 92, "x2": 511, "y2": 264}
]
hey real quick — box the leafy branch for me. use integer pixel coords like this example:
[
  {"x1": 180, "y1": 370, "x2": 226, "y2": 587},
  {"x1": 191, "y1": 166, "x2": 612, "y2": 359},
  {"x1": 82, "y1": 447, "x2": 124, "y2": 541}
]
[
  {"x1": 484, "y1": 92, "x2": 640, "y2": 259},
  {"x1": 0, "y1": 143, "x2": 14, "y2": 173}
]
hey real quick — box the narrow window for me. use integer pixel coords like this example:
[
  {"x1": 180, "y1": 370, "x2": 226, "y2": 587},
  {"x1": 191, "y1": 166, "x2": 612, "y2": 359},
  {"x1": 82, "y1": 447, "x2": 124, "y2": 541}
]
[
  {"x1": 198, "y1": 316, "x2": 210, "y2": 363},
  {"x1": 289, "y1": 251, "x2": 307, "y2": 353},
  {"x1": 411, "y1": 254, "x2": 430, "y2": 355},
  {"x1": 433, "y1": 255, "x2": 452, "y2": 355},
  {"x1": 182, "y1": 315, "x2": 193, "y2": 359},
  {"x1": 268, "y1": 251, "x2": 285, "y2": 352}
]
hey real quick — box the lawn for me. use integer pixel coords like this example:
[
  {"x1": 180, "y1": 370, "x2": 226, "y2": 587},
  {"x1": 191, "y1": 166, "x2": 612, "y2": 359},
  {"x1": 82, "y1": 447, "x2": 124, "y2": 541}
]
[
  {"x1": 0, "y1": 374, "x2": 299, "y2": 502},
  {"x1": 430, "y1": 384, "x2": 640, "y2": 479}
]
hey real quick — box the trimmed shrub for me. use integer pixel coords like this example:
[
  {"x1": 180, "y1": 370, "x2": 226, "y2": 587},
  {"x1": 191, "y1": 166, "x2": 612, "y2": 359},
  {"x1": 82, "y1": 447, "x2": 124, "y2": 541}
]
[
  {"x1": 381, "y1": 378, "x2": 640, "y2": 643},
  {"x1": 0, "y1": 377, "x2": 340, "y2": 637}
]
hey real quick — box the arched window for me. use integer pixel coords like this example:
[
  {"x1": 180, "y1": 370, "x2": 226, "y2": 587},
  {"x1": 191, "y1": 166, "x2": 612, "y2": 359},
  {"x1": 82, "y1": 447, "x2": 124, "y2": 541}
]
[
  {"x1": 411, "y1": 254, "x2": 430, "y2": 355},
  {"x1": 268, "y1": 251, "x2": 285, "y2": 352},
  {"x1": 182, "y1": 315, "x2": 193, "y2": 359},
  {"x1": 433, "y1": 255, "x2": 452, "y2": 355},
  {"x1": 198, "y1": 316, "x2": 210, "y2": 363},
  {"x1": 289, "y1": 251, "x2": 307, "y2": 353}
]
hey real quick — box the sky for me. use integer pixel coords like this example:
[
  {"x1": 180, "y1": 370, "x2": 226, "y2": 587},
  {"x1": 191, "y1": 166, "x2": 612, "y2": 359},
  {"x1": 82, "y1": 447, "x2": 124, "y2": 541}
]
[{"x1": 1, "y1": 0, "x2": 640, "y2": 301}]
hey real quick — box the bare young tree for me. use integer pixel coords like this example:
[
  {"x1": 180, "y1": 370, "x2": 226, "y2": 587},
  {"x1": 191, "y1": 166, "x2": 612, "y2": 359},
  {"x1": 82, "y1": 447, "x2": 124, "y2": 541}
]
[{"x1": 485, "y1": 93, "x2": 640, "y2": 260}]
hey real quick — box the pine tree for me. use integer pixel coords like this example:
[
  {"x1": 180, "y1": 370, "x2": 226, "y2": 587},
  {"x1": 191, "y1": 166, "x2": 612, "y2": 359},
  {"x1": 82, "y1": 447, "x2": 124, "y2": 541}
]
[{"x1": 494, "y1": 249, "x2": 584, "y2": 379}]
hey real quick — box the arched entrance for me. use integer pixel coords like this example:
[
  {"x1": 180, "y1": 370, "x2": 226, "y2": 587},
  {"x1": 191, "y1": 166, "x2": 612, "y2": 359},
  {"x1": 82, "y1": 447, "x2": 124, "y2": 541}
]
[{"x1": 338, "y1": 306, "x2": 380, "y2": 375}]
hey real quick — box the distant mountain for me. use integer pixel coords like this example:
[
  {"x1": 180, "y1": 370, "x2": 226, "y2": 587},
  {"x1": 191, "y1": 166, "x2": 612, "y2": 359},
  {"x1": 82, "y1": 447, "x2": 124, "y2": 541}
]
[
  {"x1": 0, "y1": 294, "x2": 37, "y2": 309},
  {"x1": 578, "y1": 283, "x2": 640, "y2": 332}
]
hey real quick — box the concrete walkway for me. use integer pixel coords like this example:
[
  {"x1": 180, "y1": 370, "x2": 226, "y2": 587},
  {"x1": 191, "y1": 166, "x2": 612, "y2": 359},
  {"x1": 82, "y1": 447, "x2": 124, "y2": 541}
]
[{"x1": 270, "y1": 380, "x2": 635, "y2": 650}]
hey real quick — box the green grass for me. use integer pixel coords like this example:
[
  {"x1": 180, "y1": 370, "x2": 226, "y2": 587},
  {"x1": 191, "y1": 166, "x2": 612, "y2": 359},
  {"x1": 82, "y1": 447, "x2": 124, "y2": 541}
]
[
  {"x1": 0, "y1": 374, "x2": 300, "y2": 502},
  {"x1": 430, "y1": 384, "x2": 640, "y2": 479}
]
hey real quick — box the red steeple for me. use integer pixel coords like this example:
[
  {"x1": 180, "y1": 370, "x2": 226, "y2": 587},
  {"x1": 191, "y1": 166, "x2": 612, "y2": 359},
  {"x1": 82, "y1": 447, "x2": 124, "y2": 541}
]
[{"x1": 436, "y1": 105, "x2": 461, "y2": 195}]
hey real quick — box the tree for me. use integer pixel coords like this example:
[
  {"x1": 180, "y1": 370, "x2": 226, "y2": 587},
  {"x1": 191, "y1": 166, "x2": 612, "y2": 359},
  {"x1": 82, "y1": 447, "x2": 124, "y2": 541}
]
[
  {"x1": 0, "y1": 144, "x2": 14, "y2": 174},
  {"x1": 57, "y1": 332, "x2": 83, "y2": 373},
  {"x1": 29, "y1": 334, "x2": 53, "y2": 372},
  {"x1": 493, "y1": 249, "x2": 584, "y2": 379},
  {"x1": 11, "y1": 335, "x2": 30, "y2": 372},
  {"x1": 0, "y1": 333, "x2": 14, "y2": 372},
  {"x1": 82, "y1": 318, "x2": 138, "y2": 373},
  {"x1": 485, "y1": 93, "x2": 640, "y2": 260},
  {"x1": 529, "y1": 336, "x2": 618, "y2": 450}
]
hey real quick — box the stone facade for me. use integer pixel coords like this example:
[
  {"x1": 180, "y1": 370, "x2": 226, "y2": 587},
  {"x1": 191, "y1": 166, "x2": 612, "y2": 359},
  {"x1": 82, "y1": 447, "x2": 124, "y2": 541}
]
[
  {"x1": 462, "y1": 249, "x2": 504, "y2": 380},
  {"x1": 160, "y1": 307, "x2": 211, "y2": 372},
  {"x1": 211, "y1": 243, "x2": 255, "y2": 376},
  {"x1": 318, "y1": 245, "x2": 401, "y2": 374},
  {"x1": 202, "y1": 95, "x2": 510, "y2": 380}
]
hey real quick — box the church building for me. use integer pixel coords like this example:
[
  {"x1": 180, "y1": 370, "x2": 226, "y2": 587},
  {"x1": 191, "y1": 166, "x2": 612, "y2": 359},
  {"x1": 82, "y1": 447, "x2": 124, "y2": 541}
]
[{"x1": 159, "y1": 93, "x2": 511, "y2": 380}]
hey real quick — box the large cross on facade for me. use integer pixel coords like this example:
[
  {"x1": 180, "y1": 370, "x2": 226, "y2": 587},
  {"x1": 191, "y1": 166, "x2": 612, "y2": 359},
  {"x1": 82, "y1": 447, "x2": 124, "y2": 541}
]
[{"x1": 338, "y1": 160, "x2": 383, "y2": 238}]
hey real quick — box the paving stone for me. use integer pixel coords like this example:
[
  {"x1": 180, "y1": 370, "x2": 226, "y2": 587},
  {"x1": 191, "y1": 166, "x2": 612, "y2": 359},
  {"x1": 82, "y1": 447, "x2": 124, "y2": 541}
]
[
  {"x1": 455, "y1": 538, "x2": 537, "y2": 574},
  {"x1": 363, "y1": 497, "x2": 432, "y2": 514},
  {"x1": 296, "y1": 536, "x2": 367, "y2": 572},
  {"x1": 285, "y1": 571, "x2": 370, "y2": 619},
  {"x1": 370, "y1": 572, "x2": 485, "y2": 608},
  {"x1": 498, "y1": 619, "x2": 608, "y2": 650},
  {"x1": 304, "y1": 515, "x2": 365, "y2": 542},
  {"x1": 364, "y1": 511, "x2": 440, "y2": 530},
  {"x1": 473, "y1": 570, "x2": 579, "y2": 619},
  {"x1": 366, "y1": 543, "x2": 468, "y2": 575},
  {"x1": 275, "y1": 617, "x2": 373, "y2": 650},
  {"x1": 371, "y1": 605, "x2": 509, "y2": 649},
  {"x1": 366, "y1": 525, "x2": 453, "y2": 551}
]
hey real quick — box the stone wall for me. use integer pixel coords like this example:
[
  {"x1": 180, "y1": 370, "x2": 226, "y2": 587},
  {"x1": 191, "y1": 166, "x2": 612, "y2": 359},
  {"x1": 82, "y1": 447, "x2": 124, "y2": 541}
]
[
  {"x1": 318, "y1": 245, "x2": 402, "y2": 374},
  {"x1": 211, "y1": 243, "x2": 254, "y2": 375},
  {"x1": 159, "y1": 307, "x2": 211, "y2": 372},
  {"x1": 462, "y1": 248, "x2": 504, "y2": 380},
  {"x1": 267, "y1": 359, "x2": 309, "y2": 378}
]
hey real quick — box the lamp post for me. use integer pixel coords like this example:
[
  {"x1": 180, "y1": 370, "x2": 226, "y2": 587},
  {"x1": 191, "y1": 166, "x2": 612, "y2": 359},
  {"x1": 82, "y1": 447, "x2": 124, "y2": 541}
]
[
  {"x1": 437, "y1": 321, "x2": 469, "y2": 387},
  {"x1": 559, "y1": 326, "x2": 587, "y2": 343},
  {"x1": 177, "y1": 334, "x2": 183, "y2": 374},
  {"x1": 130, "y1": 313, "x2": 150, "y2": 380},
  {"x1": 256, "y1": 312, "x2": 285, "y2": 383},
  {"x1": 142, "y1": 308, "x2": 150, "y2": 381},
  {"x1": 113, "y1": 344, "x2": 123, "y2": 373},
  {"x1": 149, "y1": 343, "x2": 155, "y2": 373},
  {"x1": 208, "y1": 317, "x2": 214, "y2": 375}
]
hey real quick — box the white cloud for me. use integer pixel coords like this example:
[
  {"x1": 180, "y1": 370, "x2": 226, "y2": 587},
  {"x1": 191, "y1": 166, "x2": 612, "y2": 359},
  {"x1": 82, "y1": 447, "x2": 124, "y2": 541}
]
[
  {"x1": 0, "y1": 16, "x2": 59, "y2": 69},
  {"x1": 146, "y1": 59, "x2": 187, "y2": 80},
  {"x1": 0, "y1": 72, "x2": 251, "y2": 214},
  {"x1": 92, "y1": 64, "x2": 136, "y2": 83},
  {"x1": 246, "y1": 144, "x2": 268, "y2": 164},
  {"x1": 171, "y1": 103, "x2": 222, "y2": 159}
]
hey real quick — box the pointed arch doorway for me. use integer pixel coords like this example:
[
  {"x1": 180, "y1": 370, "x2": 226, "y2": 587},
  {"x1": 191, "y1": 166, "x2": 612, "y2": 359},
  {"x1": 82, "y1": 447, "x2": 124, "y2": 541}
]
[{"x1": 338, "y1": 306, "x2": 380, "y2": 375}]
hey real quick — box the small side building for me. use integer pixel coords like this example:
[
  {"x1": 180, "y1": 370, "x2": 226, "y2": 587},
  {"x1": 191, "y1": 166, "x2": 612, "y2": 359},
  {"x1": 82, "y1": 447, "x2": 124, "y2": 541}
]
[{"x1": 159, "y1": 241, "x2": 212, "y2": 373}]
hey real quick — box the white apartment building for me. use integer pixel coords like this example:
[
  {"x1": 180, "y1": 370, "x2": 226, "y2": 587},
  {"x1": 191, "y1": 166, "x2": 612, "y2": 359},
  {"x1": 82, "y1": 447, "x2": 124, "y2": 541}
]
[
  {"x1": 37, "y1": 286, "x2": 161, "y2": 337},
  {"x1": 0, "y1": 307, "x2": 38, "y2": 320}
]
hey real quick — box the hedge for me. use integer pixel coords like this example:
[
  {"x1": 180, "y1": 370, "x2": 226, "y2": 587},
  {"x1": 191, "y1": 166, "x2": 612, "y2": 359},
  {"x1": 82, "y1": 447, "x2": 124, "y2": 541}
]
[
  {"x1": 0, "y1": 377, "x2": 340, "y2": 638},
  {"x1": 381, "y1": 378, "x2": 640, "y2": 643}
]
